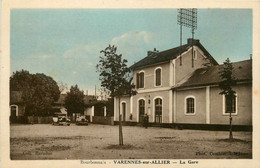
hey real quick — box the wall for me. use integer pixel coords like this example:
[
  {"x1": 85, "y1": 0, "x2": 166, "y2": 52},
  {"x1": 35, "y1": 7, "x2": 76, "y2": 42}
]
[
  {"x1": 92, "y1": 116, "x2": 114, "y2": 125},
  {"x1": 175, "y1": 47, "x2": 210, "y2": 84},
  {"x1": 210, "y1": 84, "x2": 252, "y2": 125},
  {"x1": 84, "y1": 106, "x2": 94, "y2": 122},
  {"x1": 131, "y1": 90, "x2": 170, "y2": 123},
  {"x1": 133, "y1": 62, "x2": 170, "y2": 90},
  {"x1": 114, "y1": 90, "x2": 170, "y2": 123},
  {"x1": 114, "y1": 96, "x2": 131, "y2": 121},
  {"x1": 18, "y1": 105, "x2": 25, "y2": 116},
  {"x1": 84, "y1": 107, "x2": 93, "y2": 116},
  {"x1": 27, "y1": 116, "x2": 53, "y2": 124},
  {"x1": 174, "y1": 83, "x2": 252, "y2": 125},
  {"x1": 175, "y1": 88, "x2": 207, "y2": 124}
]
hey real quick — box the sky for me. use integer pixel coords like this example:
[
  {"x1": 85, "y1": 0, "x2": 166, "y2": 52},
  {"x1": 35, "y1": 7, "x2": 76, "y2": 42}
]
[{"x1": 10, "y1": 9, "x2": 252, "y2": 95}]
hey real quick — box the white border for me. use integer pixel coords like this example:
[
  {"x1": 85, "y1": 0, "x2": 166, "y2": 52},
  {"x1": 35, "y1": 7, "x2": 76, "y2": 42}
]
[
  {"x1": 154, "y1": 67, "x2": 162, "y2": 87},
  {"x1": 222, "y1": 94, "x2": 238, "y2": 116},
  {"x1": 136, "y1": 97, "x2": 145, "y2": 123},
  {"x1": 184, "y1": 95, "x2": 196, "y2": 115},
  {"x1": 137, "y1": 70, "x2": 145, "y2": 89},
  {"x1": 10, "y1": 105, "x2": 19, "y2": 116},
  {"x1": 153, "y1": 96, "x2": 163, "y2": 123},
  {"x1": 120, "y1": 101, "x2": 127, "y2": 121},
  {"x1": 1, "y1": 1, "x2": 260, "y2": 168}
]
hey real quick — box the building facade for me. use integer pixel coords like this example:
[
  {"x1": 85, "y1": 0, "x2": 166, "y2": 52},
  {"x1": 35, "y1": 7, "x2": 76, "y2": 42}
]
[{"x1": 114, "y1": 39, "x2": 252, "y2": 126}]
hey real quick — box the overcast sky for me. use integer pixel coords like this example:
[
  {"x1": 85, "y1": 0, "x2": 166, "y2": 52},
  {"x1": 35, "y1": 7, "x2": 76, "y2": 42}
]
[{"x1": 11, "y1": 9, "x2": 252, "y2": 95}]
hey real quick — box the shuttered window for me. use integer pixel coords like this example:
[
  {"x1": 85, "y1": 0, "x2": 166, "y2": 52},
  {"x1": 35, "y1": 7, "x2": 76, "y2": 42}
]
[
  {"x1": 136, "y1": 72, "x2": 144, "y2": 88},
  {"x1": 136, "y1": 73, "x2": 139, "y2": 88},
  {"x1": 155, "y1": 68, "x2": 161, "y2": 86},
  {"x1": 155, "y1": 98, "x2": 162, "y2": 123},
  {"x1": 225, "y1": 95, "x2": 236, "y2": 113}
]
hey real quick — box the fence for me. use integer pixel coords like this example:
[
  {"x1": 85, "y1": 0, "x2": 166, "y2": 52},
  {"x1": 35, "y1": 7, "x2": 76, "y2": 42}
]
[
  {"x1": 92, "y1": 116, "x2": 114, "y2": 125},
  {"x1": 11, "y1": 115, "x2": 114, "y2": 125},
  {"x1": 10, "y1": 116, "x2": 53, "y2": 124},
  {"x1": 27, "y1": 116, "x2": 53, "y2": 124}
]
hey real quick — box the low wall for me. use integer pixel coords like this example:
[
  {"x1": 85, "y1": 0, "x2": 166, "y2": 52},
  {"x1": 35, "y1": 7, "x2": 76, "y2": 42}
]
[
  {"x1": 92, "y1": 116, "x2": 114, "y2": 125},
  {"x1": 26, "y1": 116, "x2": 53, "y2": 124},
  {"x1": 10, "y1": 116, "x2": 27, "y2": 124},
  {"x1": 85, "y1": 115, "x2": 91, "y2": 122},
  {"x1": 113, "y1": 121, "x2": 252, "y2": 131}
]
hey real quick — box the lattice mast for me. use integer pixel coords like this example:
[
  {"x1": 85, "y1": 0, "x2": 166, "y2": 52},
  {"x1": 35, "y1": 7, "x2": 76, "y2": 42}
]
[{"x1": 177, "y1": 8, "x2": 197, "y2": 67}]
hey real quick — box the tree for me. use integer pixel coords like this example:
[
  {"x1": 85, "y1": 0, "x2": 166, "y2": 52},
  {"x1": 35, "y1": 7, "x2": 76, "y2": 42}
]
[
  {"x1": 96, "y1": 45, "x2": 133, "y2": 98},
  {"x1": 64, "y1": 85, "x2": 85, "y2": 117},
  {"x1": 10, "y1": 70, "x2": 60, "y2": 116},
  {"x1": 96, "y1": 45, "x2": 136, "y2": 145},
  {"x1": 219, "y1": 58, "x2": 237, "y2": 141}
]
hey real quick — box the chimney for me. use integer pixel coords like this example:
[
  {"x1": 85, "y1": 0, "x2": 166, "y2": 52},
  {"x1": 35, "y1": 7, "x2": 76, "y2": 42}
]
[
  {"x1": 187, "y1": 38, "x2": 200, "y2": 45},
  {"x1": 147, "y1": 51, "x2": 154, "y2": 57},
  {"x1": 147, "y1": 48, "x2": 159, "y2": 57}
]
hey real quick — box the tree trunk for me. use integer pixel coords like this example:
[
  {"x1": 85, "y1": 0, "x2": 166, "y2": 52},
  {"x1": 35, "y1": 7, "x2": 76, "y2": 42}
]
[
  {"x1": 111, "y1": 96, "x2": 114, "y2": 116},
  {"x1": 118, "y1": 97, "x2": 123, "y2": 145},
  {"x1": 229, "y1": 112, "x2": 233, "y2": 141}
]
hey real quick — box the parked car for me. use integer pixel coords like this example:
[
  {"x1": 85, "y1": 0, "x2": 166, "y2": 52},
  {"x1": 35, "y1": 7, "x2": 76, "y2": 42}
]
[
  {"x1": 76, "y1": 115, "x2": 88, "y2": 125},
  {"x1": 52, "y1": 113, "x2": 70, "y2": 126}
]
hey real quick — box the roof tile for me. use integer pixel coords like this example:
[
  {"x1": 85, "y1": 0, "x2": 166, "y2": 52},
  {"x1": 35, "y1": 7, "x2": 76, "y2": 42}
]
[
  {"x1": 176, "y1": 59, "x2": 252, "y2": 88},
  {"x1": 130, "y1": 39, "x2": 218, "y2": 70}
]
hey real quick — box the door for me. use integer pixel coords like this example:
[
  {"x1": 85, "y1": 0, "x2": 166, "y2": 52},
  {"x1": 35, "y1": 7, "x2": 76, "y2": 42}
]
[
  {"x1": 122, "y1": 102, "x2": 126, "y2": 122},
  {"x1": 139, "y1": 99, "x2": 145, "y2": 123},
  {"x1": 10, "y1": 106, "x2": 17, "y2": 122},
  {"x1": 155, "y1": 98, "x2": 162, "y2": 123}
]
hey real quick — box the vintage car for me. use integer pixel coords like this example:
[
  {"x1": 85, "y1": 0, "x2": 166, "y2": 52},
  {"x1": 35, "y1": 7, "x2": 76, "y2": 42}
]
[
  {"x1": 52, "y1": 113, "x2": 70, "y2": 126},
  {"x1": 76, "y1": 115, "x2": 88, "y2": 125}
]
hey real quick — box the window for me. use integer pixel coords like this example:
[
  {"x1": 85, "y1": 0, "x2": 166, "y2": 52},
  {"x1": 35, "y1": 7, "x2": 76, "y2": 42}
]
[
  {"x1": 121, "y1": 102, "x2": 126, "y2": 121},
  {"x1": 185, "y1": 96, "x2": 195, "y2": 115},
  {"x1": 154, "y1": 98, "x2": 162, "y2": 123},
  {"x1": 139, "y1": 99, "x2": 145, "y2": 123},
  {"x1": 136, "y1": 71, "x2": 144, "y2": 88},
  {"x1": 224, "y1": 94, "x2": 237, "y2": 114},
  {"x1": 193, "y1": 50, "x2": 197, "y2": 60},
  {"x1": 155, "y1": 68, "x2": 162, "y2": 86}
]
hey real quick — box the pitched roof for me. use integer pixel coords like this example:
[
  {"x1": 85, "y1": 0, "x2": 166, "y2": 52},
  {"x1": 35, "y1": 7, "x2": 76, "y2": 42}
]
[
  {"x1": 130, "y1": 39, "x2": 218, "y2": 70},
  {"x1": 175, "y1": 59, "x2": 252, "y2": 89},
  {"x1": 54, "y1": 94, "x2": 98, "y2": 105}
]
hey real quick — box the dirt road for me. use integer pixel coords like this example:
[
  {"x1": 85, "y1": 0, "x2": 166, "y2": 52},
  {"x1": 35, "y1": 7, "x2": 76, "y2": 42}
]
[{"x1": 10, "y1": 124, "x2": 252, "y2": 159}]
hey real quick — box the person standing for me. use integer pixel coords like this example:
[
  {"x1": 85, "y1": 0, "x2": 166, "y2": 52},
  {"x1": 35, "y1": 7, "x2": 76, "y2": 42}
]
[{"x1": 143, "y1": 113, "x2": 149, "y2": 128}]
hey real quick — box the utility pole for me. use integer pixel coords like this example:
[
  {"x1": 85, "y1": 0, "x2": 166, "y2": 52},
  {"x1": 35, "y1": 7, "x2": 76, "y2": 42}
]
[
  {"x1": 177, "y1": 9, "x2": 183, "y2": 66},
  {"x1": 95, "y1": 85, "x2": 97, "y2": 98}
]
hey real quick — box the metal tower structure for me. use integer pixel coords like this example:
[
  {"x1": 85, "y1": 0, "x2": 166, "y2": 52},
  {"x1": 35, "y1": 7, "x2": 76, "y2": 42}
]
[{"x1": 177, "y1": 8, "x2": 197, "y2": 67}]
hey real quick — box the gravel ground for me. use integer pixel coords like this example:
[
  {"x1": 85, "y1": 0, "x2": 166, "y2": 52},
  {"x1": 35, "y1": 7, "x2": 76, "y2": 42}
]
[{"x1": 10, "y1": 124, "x2": 252, "y2": 160}]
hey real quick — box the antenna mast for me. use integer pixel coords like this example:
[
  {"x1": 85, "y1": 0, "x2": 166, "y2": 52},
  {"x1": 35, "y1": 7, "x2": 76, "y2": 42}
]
[{"x1": 177, "y1": 8, "x2": 197, "y2": 67}]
